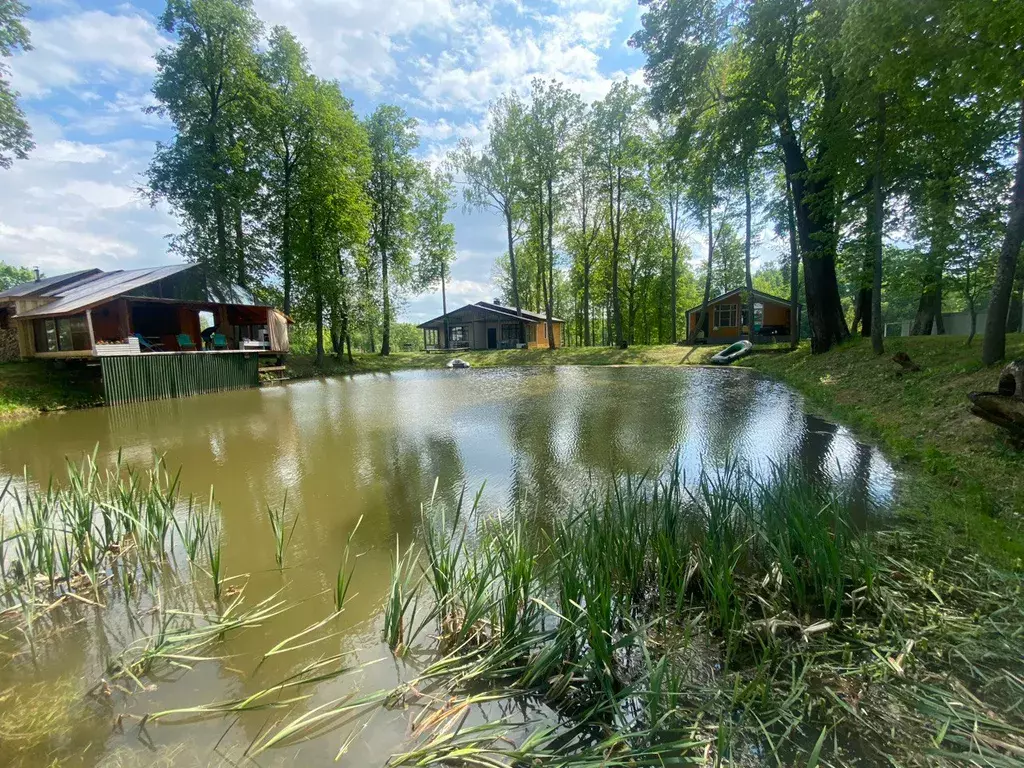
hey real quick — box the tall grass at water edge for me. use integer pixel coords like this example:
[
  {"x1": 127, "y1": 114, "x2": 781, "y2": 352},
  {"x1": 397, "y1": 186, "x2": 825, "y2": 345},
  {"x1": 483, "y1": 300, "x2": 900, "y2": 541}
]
[
  {"x1": 379, "y1": 462, "x2": 1024, "y2": 766},
  {"x1": 0, "y1": 453, "x2": 1021, "y2": 766}
]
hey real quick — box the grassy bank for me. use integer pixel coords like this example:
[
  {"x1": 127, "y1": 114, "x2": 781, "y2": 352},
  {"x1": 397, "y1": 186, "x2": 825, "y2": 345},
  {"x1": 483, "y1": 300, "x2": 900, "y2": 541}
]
[
  {"x1": 745, "y1": 334, "x2": 1024, "y2": 569},
  {"x1": 287, "y1": 343, "x2": 718, "y2": 378},
  {"x1": 0, "y1": 361, "x2": 102, "y2": 420}
]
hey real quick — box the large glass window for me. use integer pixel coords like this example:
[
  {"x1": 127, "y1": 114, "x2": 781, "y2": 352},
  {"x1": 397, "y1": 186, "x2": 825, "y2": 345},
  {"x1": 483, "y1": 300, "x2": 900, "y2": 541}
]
[
  {"x1": 449, "y1": 326, "x2": 466, "y2": 344},
  {"x1": 33, "y1": 315, "x2": 91, "y2": 352},
  {"x1": 526, "y1": 324, "x2": 537, "y2": 343},
  {"x1": 501, "y1": 324, "x2": 520, "y2": 344},
  {"x1": 714, "y1": 303, "x2": 737, "y2": 328}
]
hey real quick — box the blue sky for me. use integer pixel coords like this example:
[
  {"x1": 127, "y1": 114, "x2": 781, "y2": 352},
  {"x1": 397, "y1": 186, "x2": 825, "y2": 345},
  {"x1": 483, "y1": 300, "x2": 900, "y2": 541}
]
[{"x1": 3, "y1": 0, "x2": 650, "y2": 322}]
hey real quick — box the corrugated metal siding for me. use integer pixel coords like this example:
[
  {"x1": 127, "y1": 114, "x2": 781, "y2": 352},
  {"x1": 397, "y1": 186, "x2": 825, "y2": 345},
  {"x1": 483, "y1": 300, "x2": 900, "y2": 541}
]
[{"x1": 101, "y1": 353, "x2": 259, "y2": 405}]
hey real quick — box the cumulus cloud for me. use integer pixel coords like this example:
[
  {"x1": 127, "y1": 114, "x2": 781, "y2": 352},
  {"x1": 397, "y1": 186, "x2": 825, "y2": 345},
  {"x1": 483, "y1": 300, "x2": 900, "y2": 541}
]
[{"x1": 10, "y1": 9, "x2": 168, "y2": 97}]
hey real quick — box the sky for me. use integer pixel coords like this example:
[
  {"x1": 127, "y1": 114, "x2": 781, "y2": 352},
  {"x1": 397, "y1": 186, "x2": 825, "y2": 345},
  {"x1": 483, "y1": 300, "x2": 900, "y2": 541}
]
[{"x1": 1, "y1": 0, "x2": 659, "y2": 322}]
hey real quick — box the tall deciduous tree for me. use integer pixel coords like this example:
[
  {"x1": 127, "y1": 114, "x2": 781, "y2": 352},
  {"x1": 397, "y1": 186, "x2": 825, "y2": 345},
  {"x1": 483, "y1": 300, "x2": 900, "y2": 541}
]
[
  {"x1": 594, "y1": 81, "x2": 647, "y2": 349},
  {"x1": 256, "y1": 26, "x2": 316, "y2": 316},
  {"x1": 415, "y1": 166, "x2": 457, "y2": 349},
  {"x1": 148, "y1": 0, "x2": 262, "y2": 278},
  {"x1": 0, "y1": 0, "x2": 32, "y2": 169},
  {"x1": 365, "y1": 105, "x2": 419, "y2": 357},
  {"x1": 455, "y1": 93, "x2": 529, "y2": 340},
  {"x1": 564, "y1": 109, "x2": 603, "y2": 346}
]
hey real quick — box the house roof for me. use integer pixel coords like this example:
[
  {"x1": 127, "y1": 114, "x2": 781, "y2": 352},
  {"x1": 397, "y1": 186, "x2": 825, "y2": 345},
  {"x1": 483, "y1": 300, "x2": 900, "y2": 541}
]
[
  {"x1": 685, "y1": 288, "x2": 800, "y2": 315},
  {"x1": 6, "y1": 263, "x2": 263, "y2": 319},
  {"x1": 0, "y1": 269, "x2": 102, "y2": 299},
  {"x1": 418, "y1": 301, "x2": 564, "y2": 328}
]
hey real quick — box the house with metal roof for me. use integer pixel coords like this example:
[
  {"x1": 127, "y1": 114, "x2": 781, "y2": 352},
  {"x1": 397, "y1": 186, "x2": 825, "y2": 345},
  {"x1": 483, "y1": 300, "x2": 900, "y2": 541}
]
[
  {"x1": 0, "y1": 263, "x2": 290, "y2": 360},
  {"x1": 686, "y1": 288, "x2": 801, "y2": 344},
  {"x1": 417, "y1": 301, "x2": 564, "y2": 350}
]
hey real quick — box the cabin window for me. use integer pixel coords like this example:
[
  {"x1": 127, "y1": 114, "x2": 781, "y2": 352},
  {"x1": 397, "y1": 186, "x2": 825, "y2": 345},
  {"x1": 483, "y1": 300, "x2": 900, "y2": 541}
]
[
  {"x1": 33, "y1": 315, "x2": 91, "y2": 352},
  {"x1": 526, "y1": 324, "x2": 537, "y2": 343},
  {"x1": 741, "y1": 303, "x2": 765, "y2": 329},
  {"x1": 424, "y1": 328, "x2": 439, "y2": 348},
  {"x1": 714, "y1": 304, "x2": 737, "y2": 328},
  {"x1": 501, "y1": 324, "x2": 520, "y2": 345},
  {"x1": 449, "y1": 326, "x2": 466, "y2": 344}
]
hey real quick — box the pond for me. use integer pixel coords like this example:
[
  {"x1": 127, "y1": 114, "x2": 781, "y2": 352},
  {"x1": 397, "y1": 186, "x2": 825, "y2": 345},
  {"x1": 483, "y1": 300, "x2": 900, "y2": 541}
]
[{"x1": 0, "y1": 366, "x2": 895, "y2": 766}]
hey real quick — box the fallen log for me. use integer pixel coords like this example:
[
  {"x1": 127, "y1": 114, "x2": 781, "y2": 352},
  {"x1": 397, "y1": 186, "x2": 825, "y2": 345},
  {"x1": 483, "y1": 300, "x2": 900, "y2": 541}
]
[{"x1": 969, "y1": 360, "x2": 1024, "y2": 442}]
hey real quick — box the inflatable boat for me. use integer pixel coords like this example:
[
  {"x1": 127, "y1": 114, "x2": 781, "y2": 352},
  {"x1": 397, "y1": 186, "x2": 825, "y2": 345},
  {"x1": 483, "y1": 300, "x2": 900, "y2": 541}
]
[{"x1": 710, "y1": 340, "x2": 753, "y2": 365}]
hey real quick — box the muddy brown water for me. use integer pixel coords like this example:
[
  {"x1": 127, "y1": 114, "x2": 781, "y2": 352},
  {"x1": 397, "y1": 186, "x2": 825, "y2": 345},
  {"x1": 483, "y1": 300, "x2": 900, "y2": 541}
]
[{"x1": 0, "y1": 366, "x2": 894, "y2": 766}]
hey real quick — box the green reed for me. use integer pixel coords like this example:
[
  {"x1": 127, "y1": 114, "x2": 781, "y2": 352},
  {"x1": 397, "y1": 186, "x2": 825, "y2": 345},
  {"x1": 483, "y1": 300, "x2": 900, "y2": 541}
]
[
  {"x1": 334, "y1": 515, "x2": 363, "y2": 612},
  {"x1": 265, "y1": 490, "x2": 298, "y2": 569}
]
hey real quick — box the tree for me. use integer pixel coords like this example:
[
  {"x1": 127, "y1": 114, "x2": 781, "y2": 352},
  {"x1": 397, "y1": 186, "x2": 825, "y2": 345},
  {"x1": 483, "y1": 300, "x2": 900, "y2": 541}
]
[
  {"x1": 148, "y1": 0, "x2": 262, "y2": 278},
  {"x1": 525, "y1": 79, "x2": 584, "y2": 349},
  {"x1": 564, "y1": 109, "x2": 603, "y2": 346},
  {"x1": 455, "y1": 92, "x2": 530, "y2": 341},
  {"x1": 0, "y1": 0, "x2": 32, "y2": 168},
  {"x1": 0, "y1": 260, "x2": 32, "y2": 290},
  {"x1": 256, "y1": 26, "x2": 317, "y2": 316},
  {"x1": 594, "y1": 81, "x2": 648, "y2": 349},
  {"x1": 415, "y1": 166, "x2": 457, "y2": 349},
  {"x1": 292, "y1": 80, "x2": 371, "y2": 366},
  {"x1": 365, "y1": 105, "x2": 419, "y2": 357},
  {"x1": 651, "y1": 124, "x2": 688, "y2": 343}
]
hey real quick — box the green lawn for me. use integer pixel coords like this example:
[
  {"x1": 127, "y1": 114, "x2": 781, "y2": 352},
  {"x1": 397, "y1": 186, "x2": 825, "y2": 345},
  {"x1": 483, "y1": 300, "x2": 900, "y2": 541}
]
[
  {"x1": 286, "y1": 343, "x2": 720, "y2": 377},
  {"x1": 0, "y1": 360, "x2": 103, "y2": 420},
  {"x1": 744, "y1": 334, "x2": 1024, "y2": 568}
]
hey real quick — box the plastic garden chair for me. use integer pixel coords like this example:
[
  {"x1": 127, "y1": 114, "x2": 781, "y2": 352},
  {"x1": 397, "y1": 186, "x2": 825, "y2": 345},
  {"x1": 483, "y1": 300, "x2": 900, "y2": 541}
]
[
  {"x1": 212, "y1": 333, "x2": 228, "y2": 350},
  {"x1": 177, "y1": 333, "x2": 197, "y2": 351}
]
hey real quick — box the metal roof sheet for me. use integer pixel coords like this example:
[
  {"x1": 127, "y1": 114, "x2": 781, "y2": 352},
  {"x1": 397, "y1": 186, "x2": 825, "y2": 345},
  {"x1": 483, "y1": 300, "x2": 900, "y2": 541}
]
[
  {"x1": 16, "y1": 264, "x2": 195, "y2": 318},
  {"x1": 0, "y1": 269, "x2": 101, "y2": 299},
  {"x1": 418, "y1": 301, "x2": 565, "y2": 328}
]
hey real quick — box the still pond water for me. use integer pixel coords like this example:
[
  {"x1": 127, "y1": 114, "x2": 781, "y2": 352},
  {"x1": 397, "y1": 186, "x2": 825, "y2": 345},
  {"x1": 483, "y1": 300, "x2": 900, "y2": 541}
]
[{"x1": 0, "y1": 366, "x2": 894, "y2": 766}]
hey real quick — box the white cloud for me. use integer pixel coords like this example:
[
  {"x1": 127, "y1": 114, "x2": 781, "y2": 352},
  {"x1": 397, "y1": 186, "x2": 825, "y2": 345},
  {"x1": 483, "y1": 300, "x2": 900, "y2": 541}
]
[
  {"x1": 253, "y1": 0, "x2": 476, "y2": 93},
  {"x1": 11, "y1": 9, "x2": 168, "y2": 97},
  {"x1": 0, "y1": 117, "x2": 173, "y2": 276}
]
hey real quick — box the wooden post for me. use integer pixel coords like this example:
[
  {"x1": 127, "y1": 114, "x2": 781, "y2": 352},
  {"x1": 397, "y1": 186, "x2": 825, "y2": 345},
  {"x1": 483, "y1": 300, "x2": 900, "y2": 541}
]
[
  {"x1": 423, "y1": 328, "x2": 427, "y2": 352},
  {"x1": 118, "y1": 299, "x2": 131, "y2": 339},
  {"x1": 85, "y1": 309, "x2": 96, "y2": 354}
]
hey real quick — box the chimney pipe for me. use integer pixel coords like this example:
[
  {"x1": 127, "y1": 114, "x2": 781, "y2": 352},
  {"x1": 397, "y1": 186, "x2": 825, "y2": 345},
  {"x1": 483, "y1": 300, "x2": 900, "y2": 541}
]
[{"x1": 34, "y1": 267, "x2": 40, "y2": 282}]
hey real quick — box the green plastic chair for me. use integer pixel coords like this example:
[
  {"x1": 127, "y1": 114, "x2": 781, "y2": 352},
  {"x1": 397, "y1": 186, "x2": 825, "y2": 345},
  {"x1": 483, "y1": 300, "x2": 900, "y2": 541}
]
[
  {"x1": 212, "y1": 333, "x2": 228, "y2": 350},
  {"x1": 177, "y1": 333, "x2": 196, "y2": 351}
]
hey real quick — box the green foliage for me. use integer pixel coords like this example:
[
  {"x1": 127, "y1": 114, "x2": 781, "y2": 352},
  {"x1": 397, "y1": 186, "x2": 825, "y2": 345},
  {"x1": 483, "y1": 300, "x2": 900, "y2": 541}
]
[
  {"x1": 0, "y1": 260, "x2": 33, "y2": 290},
  {"x1": 0, "y1": 0, "x2": 32, "y2": 169}
]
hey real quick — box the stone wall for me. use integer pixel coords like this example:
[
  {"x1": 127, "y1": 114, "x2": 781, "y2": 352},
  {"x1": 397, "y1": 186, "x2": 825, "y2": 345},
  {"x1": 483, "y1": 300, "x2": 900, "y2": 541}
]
[{"x1": 0, "y1": 327, "x2": 20, "y2": 362}]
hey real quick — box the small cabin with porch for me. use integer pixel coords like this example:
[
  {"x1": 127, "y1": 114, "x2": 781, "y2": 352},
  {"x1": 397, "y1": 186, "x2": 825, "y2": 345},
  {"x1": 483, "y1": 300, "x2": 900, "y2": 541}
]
[
  {"x1": 0, "y1": 263, "x2": 289, "y2": 359},
  {"x1": 417, "y1": 301, "x2": 564, "y2": 351},
  {"x1": 686, "y1": 288, "x2": 800, "y2": 344},
  {"x1": 0, "y1": 264, "x2": 291, "y2": 404}
]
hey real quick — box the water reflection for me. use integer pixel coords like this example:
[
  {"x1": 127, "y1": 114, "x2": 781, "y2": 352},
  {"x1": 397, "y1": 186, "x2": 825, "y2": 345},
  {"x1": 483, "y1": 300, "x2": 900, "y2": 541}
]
[{"x1": 0, "y1": 366, "x2": 895, "y2": 766}]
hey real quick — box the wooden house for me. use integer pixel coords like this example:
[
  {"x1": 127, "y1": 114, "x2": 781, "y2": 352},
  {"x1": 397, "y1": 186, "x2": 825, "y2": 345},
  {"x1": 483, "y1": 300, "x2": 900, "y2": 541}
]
[
  {"x1": 417, "y1": 301, "x2": 564, "y2": 351},
  {"x1": 0, "y1": 263, "x2": 290, "y2": 360},
  {"x1": 686, "y1": 288, "x2": 800, "y2": 344}
]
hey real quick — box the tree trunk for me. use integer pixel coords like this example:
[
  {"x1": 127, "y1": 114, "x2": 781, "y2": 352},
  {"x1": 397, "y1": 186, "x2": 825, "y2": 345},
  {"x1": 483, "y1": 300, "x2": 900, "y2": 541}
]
[
  {"x1": 912, "y1": 255, "x2": 944, "y2": 335},
  {"x1": 582, "y1": 254, "x2": 592, "y2": 347},
  {"x1": 546, "y1": 177, "x2": 555, "y2": 349},
  {"x1": 1007, "y1": 264, "x2": 1024, "y2": 332},
  {"x1": 691, "y1": 201, "x2": 714, "y2": 344},
  {"x1": 337, "y1": 249, "x2": 350, "y2": 361},
  {"x1": 441, "y1": 261, "x2": 449, "y2": 350},
  {"x1": 967, "y1": 295, "x2": 977, "y2": 346},
  {"x1": 984, "y1": 94, "x2": 1024, "y2": 364},
  {"x1": 870, "y1": 94, "x2": 886, "y2": 356},
  {"x1": 311, "y1": 209, "x2": 324, "y2": 368},
  {"x1": 380, "y1": 245, "x2": 391, "y2": 356},
  {"x1": 234, "y1": 205, "x2": 246, "y2": 287},
  {"x1": 787, "y1": 174, "x2": 800, "y2": 349},
  {"x1": 282, "y1": 164, "x2": 292, "y2": 316},
  {"x1": 669, "y1": 195, "x2": 679, "y2": 344},
  {"x1": 744, "y1": 166, "x2": 754, "y2": 341},
  {"x1": 778, "y1": 125, "x2": 849, "y2": 353},
  {"x1": 504, "y1": 207, "x2": 526, "y2": 344},
  {"x1": 611, "y1": 169, "x2": 625, "y2": 349}
]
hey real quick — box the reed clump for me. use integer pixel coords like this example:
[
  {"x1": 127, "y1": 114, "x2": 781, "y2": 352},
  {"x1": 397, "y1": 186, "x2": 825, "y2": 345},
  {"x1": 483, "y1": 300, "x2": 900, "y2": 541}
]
[{"x1": 382, "y1": 463, "x2": 1024, "y2": 766}]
